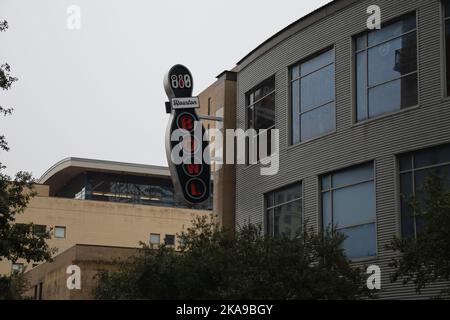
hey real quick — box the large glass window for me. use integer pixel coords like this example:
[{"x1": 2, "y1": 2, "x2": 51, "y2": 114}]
[
  {"x1": 14, "y1": 223, "x2": 47, "y2": 236},
  {"x1": 355, "y1": 12, "x2": 418, "y2": 121},
  {"x1": 399, "y1": 144, "x2": 450, "y2": 237},
  {"x1": 265, "y1": 183, "x2": 302, "y2": 238},
  {"x1": 246, "y1": 77, "x2": 275, "y2": 163},
  {"x1": 291, "y1": 48, "x2": 335, "y2": 144},
  {"x1": 445, "y1": 0, "x2": 450, "y2": 96},
  {"x1": 321, "y1": 163, "x2": 376, "y2": 259},
  {"x1": 55, "y1": 171, "x2": 212, "y2": 210}
]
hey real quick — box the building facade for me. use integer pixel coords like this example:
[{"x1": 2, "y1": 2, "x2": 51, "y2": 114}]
[
  {"x1": 0, "y1": 158, "x2": 210, "y2": 277},
  {"x1": 198, "y1": 71, "x2": 237, "y2": 230},
  {"x1": 231, "y1": 0, "x2": 450, "y2": 298},
  {"x1": 23, "y1": 245, "x2": 139, "y2": 300}
]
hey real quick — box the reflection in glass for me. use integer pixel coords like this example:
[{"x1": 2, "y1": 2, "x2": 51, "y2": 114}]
[
  {"x1": 254, "y1": 93, "x2": 275, "y2": 130},
  {"x1": 300, "y1": 102, "x2": 335, "y2": 141},
  {"x1": 332, "y1": 182, "x2": 375, "y2": 227},
  {"x1": 321, "y1": 163, "x2": 376, "y2": 259},
  {"x1": 246, "y1": 76, "x2": 276, "y2": 162},
  {"x1": 322, "y1": 191, "x2": 332, "y2": 228},
  {"x1": 356, "y1": 13, "x2": 417, "y2": 121},
  {"x1": 300, "y1": 49, "x2": 333, "y2": 77},
  {"x1": 399, "y1": 144, "x2": 450, "y2": 237},
  {"x1": 55, "y1": 171, "x2": 212, "y2": 210},
  {"x1": 274, "y1": 183, "x2": 302, "y2": 204},
  {"x1": 368, "y1": 32, "x2": 417, "y2": 86},
  {"x1": 367, "y1": 13, "x2": 416, "y2": 47},
  {"x1": 332, "y1": 162, "x2": 374, "y2": 189},
  {"x1": 340, "y1": 224, "x2": 376, "y2": 259},
  {"x1": 291, "y1": 80, "x2": 300, "y2": 143},
  {"x1": 356, "y1": 52, "x2": 367, "y2": 121},
  {"x1": 274, "y1": 201, "x2": 302, "y2": 238},
  {"x1": 266, "y1": 183, "x2": 302, "y2": 238},
  {"x1": 300, "y1": 64, "x2": 334, "y2": 112},
  {"x1": 291, "y1": 48, "x2": 335, "y2": 144},
  {"x1": 414, "y1": 144, "x2": 450, "y2": 168},
  {"x1": 368, "y1": 73, "x2": 417, "y2": 118}
]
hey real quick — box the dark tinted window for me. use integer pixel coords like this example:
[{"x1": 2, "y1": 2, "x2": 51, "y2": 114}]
[
  {"x1": 165, "y1": 234, "x2": 175, "y2": 246},
  {"x1": 398, "y1": 144, "x2": 450, "y2": 237},
  {"x1": 265, "y1": 183, "x2": 302, "y2": 238},
  {"x1": 33, "y1": 225, "x2": 47, "y2": 236},
  {"x1": 291, "y1": 48, "x2": 335, "y2": 144},
  {"x1": 55, "y1": 171, "x2": 212, "y2": 210},
  {"x1": 246, "y1": 77, "x2": 276, "y2": 163},
  {"x1": 321, "y1": 163, "x2": 376, "y2": 259},
  {"x1": 355, "y1": 13, "x2": 418, "y2": 121}
]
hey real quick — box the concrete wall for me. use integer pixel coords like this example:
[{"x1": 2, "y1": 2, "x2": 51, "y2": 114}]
[
  {"x1": 0, "y1": 185, "x2": 209, "y2": 275},
  {"x1": 198, "y1": 72, "x2": 237, "y2": 231},
  {"x1": 23, "y1": 245, "x2": 139, "y2": 300}
]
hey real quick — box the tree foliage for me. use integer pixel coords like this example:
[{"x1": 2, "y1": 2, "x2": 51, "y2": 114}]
[
  {"x1": 388, "y1": 176, "x2": 450, "y2": 297},
  {"x1": 0, "y1": 169, "x2": 54, "y2": 264},
  {"x1": 1, "y1": 21, "x2": 16, "y2": 143},
  {"x1": 0, "y1": 273, "x2": 28, "y2": 300},
  {"x1": 0, "y1": 20, "x2": 54, "y2": 293},
  {"x1": 94, "y1": 216, "x2": 370, "y2": 300},
  {"x1": 0, "y1": 20, "x2": 8, "y2": 32}
]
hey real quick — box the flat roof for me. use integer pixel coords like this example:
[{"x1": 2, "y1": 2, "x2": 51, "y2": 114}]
[{"x1": 39, "y1": 157, "x2": 170, "y2": 196}]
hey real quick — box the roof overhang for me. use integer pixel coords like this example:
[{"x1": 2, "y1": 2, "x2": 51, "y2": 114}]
[
  {"x1": 39, "y1": 157, "x2": 170, "y2": 196},
  {"x1": 235, "y1": 0, "x2": 359, "y2": 71}
]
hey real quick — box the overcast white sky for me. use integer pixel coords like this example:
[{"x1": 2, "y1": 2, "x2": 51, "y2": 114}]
[{"x1": 1, "y1": 0, "x2": 331, "y2": 178}]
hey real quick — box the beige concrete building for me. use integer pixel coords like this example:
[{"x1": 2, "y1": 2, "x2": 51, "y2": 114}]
[
  {"x1": 0, "y1": 157, "x2": 210, "y2": 277},
  {"x1": 1, "y1": 71, "x2": 237, "y2": 299},
  {"x1": 197, "y1": 71, "x2": 237, "y2": 231},
  {"x1": 24, "y1": 244, "x2": 139, "y2": 300}
]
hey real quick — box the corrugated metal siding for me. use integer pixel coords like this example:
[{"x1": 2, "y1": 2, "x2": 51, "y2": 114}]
[{"x1": 235, "y1": 0, "x2": 450, "y2": 299}]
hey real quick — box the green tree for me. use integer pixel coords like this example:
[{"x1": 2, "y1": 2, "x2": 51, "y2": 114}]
[
  {"x1": 1, "y1": 20, "x2": 55, "y2": 299},
  {"x1": 1, "y1": 20, "x2": 17, "y2": 152},
  {"x1": 0, "y1": 273, "x2": 28, "y2": 300},
  {"x1": 388, "y1": 175, "x2": 450, "y2": 298},
  {"x1": 94, "y1": 216, "x2": 371, "y2": 300}
]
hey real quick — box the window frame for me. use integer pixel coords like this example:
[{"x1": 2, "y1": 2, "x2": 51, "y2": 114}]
[
  {"x1": 245, "y1": 76, "x2": 276, "y2": 165},
  {"x1": 54, "y1": 226, "x2": 66, "y2": 239},
  {"x1": 264, "y1": 182, "x2": 303, "y2": 238},
  {"x1": 320, "y1": 161, "x2": 378, "y2": 261},
  {"x1": 289, "y1": 46, "x2": 336, "y2": 145},
  {"x1": 398, "y1": 145, "x2": 450, "y2": 238},
  {"x1": 11, "y1": 263, "x2": 24, "y2": 274},
  {"x1": 164, "y1": 234, "x2": 175, "y2": 246},
  {"x1": 353, "y1": 11, "x2": 419, "y2": 123},
  {"x1": 33, "y1": 224, "x2": 47, "y2": 236},
  {"x1": 150, "y1": 233, "x2": 161, "y2": 245}
]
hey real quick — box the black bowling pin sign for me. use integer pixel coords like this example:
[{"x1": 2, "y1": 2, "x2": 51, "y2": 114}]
[{"x1": 164, "y1": 65, "x2": 211, "y2": 205}]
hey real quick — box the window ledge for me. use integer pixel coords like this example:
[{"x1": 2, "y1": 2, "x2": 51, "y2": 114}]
[
  {"x1": 352, "y1": 104, "x2": 420, "y2": 128},
  {"x1": 287, "y1": 130, "x2": 337, "y2": 151}
]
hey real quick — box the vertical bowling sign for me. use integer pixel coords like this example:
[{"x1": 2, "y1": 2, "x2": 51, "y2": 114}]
[{"x1": 164, "y1": 65, "x2": 210, "y2": 205}]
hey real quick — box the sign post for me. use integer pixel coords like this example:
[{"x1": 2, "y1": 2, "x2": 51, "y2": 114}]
[{"x1": 164, "y1": 64, "x2": 211, "y2": 205}]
